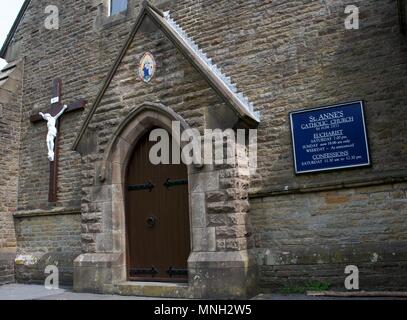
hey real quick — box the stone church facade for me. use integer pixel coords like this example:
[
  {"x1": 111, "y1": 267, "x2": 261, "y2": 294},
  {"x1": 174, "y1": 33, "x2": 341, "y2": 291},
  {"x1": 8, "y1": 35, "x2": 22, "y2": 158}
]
[{"x1": 0, "y1": 0, "x2": 406, "y2": 298}]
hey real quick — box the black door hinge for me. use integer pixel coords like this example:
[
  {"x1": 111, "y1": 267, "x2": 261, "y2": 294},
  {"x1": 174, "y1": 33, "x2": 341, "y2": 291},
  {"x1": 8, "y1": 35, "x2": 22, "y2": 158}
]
[
  {"x1": 166, "y1": 267, "x2": 188, "y2": 277},
  {"x1": 129, "y1": 267, "x2": 159, "y2": 277},
  {"x1": 128, "y1": 181, "x2": 155, "y2": 192},
  {"x1": 163, "y1": 178, "x2": 188, "y2": 189}
]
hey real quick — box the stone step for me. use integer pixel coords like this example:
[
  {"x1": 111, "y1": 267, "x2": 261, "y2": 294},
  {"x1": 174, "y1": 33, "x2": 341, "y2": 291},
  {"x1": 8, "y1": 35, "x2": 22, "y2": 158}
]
[{"x1": 104, "y1": 281, "x2": 193, "y2": 299}]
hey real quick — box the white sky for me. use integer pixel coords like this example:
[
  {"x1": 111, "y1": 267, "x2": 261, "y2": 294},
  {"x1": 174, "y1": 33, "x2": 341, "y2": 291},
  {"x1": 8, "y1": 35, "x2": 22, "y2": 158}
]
[{"x1": 0, "y1": 0, "x2": 26, "y2": 69}]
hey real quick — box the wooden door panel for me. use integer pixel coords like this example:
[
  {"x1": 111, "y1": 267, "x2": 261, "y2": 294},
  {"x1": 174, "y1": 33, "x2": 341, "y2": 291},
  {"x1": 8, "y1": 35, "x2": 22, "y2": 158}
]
[{"x1": 125, "y1": 130, "x2": 190, "y2": 282}]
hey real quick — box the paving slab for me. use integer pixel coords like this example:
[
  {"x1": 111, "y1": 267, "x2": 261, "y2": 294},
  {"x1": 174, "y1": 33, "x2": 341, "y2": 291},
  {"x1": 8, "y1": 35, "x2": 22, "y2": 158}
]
[
  {"x1": 253, "y1": 293, "x2": 407, "y2": 300},
  {"x1": 0, "y1": 284, "x2": 169, "y2": 300},
  {"x1": 37, "y1": 292, "x2": 166, "y2": 300},
  {"x1": 0, "y1": 284, "x2": 67, "y2": 300},
  {"x1": 2, "y1": 284, "x2": 406, "y2": 300}
]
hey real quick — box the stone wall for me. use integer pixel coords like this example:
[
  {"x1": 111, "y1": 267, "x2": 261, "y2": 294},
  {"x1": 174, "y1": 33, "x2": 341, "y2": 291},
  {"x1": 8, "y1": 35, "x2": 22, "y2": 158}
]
[
  {"x1": 8, "y1": 0, "x2": 405, "y2": 202},
  {"x1": 251, "y1": 182, "x2": 407, "y2": 292},
  {"x1": 2, "y1": 0, "x2": 148, "y2": 286},
  {"x1": 8, "y1": 0, "x2": 405, "y2": 214},
  {"x1": 167, "y1": 0, "x2": 407, "y2": 191},
  {"x1": 14, "y1": 0, "x2": 142, "y2": 210},
  {"x1": 14, "y1": 212, "x2": 81, "y2": 285},
  {"x1": 0, "y1": 61, "x2": 22, "y2": 284},
  {"x1": 0, "y1": 62, "x2": 22, "y2": 250}
]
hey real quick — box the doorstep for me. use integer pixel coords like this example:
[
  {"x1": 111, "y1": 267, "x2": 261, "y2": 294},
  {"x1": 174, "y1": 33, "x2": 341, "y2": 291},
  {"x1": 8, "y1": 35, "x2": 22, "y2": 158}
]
[{"x1": 103, "y1": 281, "x2": 194, "y2": 299}]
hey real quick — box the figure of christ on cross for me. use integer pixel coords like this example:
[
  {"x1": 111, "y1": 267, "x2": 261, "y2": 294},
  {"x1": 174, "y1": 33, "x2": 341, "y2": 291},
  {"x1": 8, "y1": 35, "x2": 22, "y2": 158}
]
[
  {"x1": 39, "y1": 105, "x2": 68, "y2": 161},
  {"x1": 30, "y1": 79, "x2": 86, "y2": 202}
]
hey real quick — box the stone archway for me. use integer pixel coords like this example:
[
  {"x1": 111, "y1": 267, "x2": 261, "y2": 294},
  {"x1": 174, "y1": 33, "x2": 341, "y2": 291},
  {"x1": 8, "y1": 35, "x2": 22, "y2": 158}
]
[
  {"x1": 74, "y1": 102, "x2": 257, "y2": 298},
  {"x1": 100, "y1": 101, "x2": 196, "y2": 264},
  {"x1": 74, "y1": 102, "x2": 203, "y2": 292}
]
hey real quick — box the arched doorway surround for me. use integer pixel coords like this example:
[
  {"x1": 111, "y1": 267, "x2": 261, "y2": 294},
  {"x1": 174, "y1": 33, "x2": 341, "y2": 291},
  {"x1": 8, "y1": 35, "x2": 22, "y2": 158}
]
[{"x1": 74, "y1": 102, "x2": 257, "y2": 299}]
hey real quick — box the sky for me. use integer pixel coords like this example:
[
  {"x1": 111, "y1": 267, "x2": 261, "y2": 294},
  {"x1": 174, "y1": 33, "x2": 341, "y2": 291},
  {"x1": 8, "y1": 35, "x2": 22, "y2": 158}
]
[{"x1": 0, "y1": 0, "x2": 26, "y2": 69}]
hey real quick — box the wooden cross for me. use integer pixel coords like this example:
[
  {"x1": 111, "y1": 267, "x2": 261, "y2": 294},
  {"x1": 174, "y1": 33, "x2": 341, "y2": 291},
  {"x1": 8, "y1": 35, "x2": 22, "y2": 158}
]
[{"x1": 30, "y1": 79, "x2": 86, "y2": 203}]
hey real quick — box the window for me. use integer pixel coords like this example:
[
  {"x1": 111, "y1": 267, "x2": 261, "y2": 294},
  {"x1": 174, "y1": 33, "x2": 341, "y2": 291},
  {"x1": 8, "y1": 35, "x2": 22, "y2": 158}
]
[{"x1": 109, "y1": 0, "x2": 128, "y2": 16}]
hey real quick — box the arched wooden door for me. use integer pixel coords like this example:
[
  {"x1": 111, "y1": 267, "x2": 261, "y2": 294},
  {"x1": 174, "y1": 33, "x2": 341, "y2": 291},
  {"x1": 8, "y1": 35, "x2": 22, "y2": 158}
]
[{"x1": 125, "y1": 129, "x2": 190, "y2": 282}]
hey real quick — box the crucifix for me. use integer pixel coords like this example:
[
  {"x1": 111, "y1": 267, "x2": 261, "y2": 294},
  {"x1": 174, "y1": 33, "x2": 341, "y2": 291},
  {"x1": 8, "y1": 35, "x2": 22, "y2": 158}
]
[{"x1": 30, "y1": 79, "x2": 86, "y2": 203}]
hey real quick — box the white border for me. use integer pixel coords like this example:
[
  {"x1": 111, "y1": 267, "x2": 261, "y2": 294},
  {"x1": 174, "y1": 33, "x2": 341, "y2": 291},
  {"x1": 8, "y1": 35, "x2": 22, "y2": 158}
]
[{"x1": 289, "y1": 100, "x2": 371, "y2": 175}]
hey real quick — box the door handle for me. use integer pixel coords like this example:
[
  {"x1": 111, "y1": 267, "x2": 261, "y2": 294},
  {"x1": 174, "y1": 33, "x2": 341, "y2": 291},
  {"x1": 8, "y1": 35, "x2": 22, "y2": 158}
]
[{"x1": 147, "y1": 216, "x2": 157, "y2": 228}]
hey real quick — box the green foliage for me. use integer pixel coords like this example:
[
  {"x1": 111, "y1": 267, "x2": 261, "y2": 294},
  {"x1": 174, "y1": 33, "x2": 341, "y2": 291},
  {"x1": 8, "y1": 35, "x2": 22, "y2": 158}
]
[{"x1": 280, "y1": 281, "x2": 331, "y2": 294}]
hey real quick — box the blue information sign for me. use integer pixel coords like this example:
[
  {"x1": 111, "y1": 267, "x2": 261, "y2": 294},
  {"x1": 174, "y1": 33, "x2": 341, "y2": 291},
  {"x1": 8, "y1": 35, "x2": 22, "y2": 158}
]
[{"x1": 290, "y1": 101, "x2": 371, "y2": 174}]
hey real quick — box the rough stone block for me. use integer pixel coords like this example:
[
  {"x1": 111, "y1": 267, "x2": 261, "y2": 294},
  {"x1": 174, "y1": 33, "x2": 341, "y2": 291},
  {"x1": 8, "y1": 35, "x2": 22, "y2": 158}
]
[{"x1": 73, "y1": 253, "x2": 125, "y2": 293}]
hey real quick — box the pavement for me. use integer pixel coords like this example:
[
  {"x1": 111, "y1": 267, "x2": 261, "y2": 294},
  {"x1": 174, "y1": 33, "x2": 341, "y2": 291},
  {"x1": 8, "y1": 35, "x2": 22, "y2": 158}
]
[
  {"x1": 252, "y1": 293, "x2": 407, "y2": 300},
  {"x1": 1, "y1": 284, "x2": 406, "y2": 300},
  {"x1": 0, "y1": 284, "x2": 166, "y2": 300}
]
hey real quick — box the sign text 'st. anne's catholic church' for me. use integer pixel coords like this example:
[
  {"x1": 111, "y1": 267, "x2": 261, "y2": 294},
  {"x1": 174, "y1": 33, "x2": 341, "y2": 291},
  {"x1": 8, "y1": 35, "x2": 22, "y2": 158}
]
[{"x1": 290, "y1": 101, "x2": 371, "y2": 174}]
